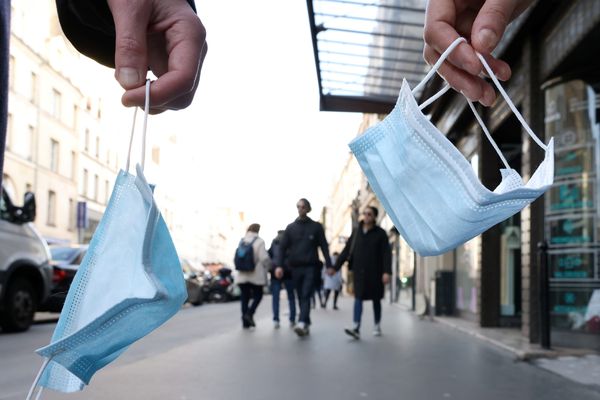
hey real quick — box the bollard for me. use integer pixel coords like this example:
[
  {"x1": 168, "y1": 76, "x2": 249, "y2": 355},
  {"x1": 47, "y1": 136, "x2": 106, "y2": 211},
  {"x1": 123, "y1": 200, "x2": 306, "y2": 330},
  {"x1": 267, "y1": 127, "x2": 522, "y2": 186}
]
[{"x1": 537, "y1": 241, "x2": 551, "y2": 349}]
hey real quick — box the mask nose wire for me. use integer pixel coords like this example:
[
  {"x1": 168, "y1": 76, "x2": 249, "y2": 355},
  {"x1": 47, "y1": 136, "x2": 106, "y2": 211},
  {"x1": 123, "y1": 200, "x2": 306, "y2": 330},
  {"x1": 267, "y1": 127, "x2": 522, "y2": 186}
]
[{"x1": 125, "y1": 80, "x2": 152, "y2": 173}]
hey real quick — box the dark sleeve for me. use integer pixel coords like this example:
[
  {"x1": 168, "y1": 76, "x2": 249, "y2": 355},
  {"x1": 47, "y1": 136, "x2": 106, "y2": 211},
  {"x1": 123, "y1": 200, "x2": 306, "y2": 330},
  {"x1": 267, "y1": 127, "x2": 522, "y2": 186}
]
[
  {"x1": 317, "y1": 224, "x2": 332, "y2": 268},
  {"x1": 55, "y1": 0, "x2": 197, "y2": 68},
  {"x1": 276, "y1": 227, "x2": 290, "y2": 267},
  {"x1": 333, "y1": 231, "x2": 353, "y2": 271},
  {"x1": 380, "y1": 229, "x2": 392, "y2": 275}
]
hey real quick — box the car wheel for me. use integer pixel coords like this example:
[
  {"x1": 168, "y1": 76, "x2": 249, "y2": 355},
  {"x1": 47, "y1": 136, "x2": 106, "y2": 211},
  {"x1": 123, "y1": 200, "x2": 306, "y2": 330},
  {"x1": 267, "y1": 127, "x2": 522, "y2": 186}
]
[{"x1": 0, "y1": 278, "x2": 37, "y2": 332}]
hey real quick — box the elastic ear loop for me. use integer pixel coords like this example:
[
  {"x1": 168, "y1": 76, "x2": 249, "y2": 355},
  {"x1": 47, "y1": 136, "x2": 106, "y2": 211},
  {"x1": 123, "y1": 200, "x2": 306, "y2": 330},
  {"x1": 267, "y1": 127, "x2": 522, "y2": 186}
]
[
  {"x1": 25, "y1": 81, "x2": 153, "y2": 400},
  {"x1": 413, "y1": 37, "x2": 547, "y2": 170},
  {"x1": 125, "y1": 80, "x2": 152, "y2": 173}
]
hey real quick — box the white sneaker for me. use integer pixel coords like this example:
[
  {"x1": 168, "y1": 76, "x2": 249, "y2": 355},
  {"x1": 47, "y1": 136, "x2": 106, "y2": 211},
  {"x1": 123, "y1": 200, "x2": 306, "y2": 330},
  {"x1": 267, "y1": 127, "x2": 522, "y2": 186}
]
[
  {"x1": 373, "y1": 324, "x2": 382, "y2": 337},
  {"x1": 294, "y1": 322, "x2": 309, "y2": 337},
  {"x1": 274, "y1": 321, "x2": 280, "y2": 329}
]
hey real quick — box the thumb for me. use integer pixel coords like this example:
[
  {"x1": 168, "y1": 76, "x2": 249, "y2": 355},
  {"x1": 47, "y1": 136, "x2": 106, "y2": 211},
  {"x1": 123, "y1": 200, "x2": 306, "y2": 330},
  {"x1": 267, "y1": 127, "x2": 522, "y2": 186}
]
[
  {"x1": 471, "y1": 0, "x2": 518, "y2": 54},
  {"x1": 109, "y1": 0, "x2": 151, "y2": 89}
]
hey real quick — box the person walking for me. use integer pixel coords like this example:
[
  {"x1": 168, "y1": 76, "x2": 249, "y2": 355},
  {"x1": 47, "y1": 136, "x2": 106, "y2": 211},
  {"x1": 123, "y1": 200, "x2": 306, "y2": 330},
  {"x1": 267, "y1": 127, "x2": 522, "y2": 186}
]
[
  {"x1": 275, "y1": 198, "x2": 332, "y2": 337},
  {"x1": 323, "y1": 252, "x2": 342, "y2": 310},
  {"x1": 328, "y1": 206, "x2": 391, "y2": 339},
  {"x1": 268, "y1": 230, "x2": 296, "y2": 329},
  {"x1": 235, "y1": 223, "x2": 271, "y2": 329}
]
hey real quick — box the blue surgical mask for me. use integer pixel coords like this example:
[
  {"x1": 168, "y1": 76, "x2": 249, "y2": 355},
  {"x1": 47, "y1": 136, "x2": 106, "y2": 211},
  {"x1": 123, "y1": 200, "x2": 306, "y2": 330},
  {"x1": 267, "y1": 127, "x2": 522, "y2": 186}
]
[
  {"x1": 349, "y1": 37, "x2": 554, "y2": 256},
  {"x1": 27, "y1": 81, "x2": 187, "y2": 396}
]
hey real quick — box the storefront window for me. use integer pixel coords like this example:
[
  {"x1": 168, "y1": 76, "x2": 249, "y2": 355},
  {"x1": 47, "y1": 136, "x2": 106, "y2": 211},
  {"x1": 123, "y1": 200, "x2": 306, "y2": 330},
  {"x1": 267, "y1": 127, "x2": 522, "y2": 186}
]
[{"x1": 544, "y1": 79, "x2": 600, "y2": 335}]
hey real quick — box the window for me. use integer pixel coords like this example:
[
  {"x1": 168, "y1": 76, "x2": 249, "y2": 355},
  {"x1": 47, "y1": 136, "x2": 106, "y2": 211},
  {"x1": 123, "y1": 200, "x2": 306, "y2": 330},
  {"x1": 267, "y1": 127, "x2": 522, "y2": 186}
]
[
  {"x1": 73, "y1": 104, "x2": 78, "y2": 129},
  {"x1": 8, "y1": 55, "x2": 15, "y2": 89},
  {"x1": 84, "y1": 129, "x2": 90, "y2": 152},
  {"x1": 50, "y1": 139, "x2": 59, "y2": 173},
  {"x1": 68, "y1": 198, "x2": 75, "y2": 231},
  {"x1": 30, "y1": 72, "x2": 37, "y2": 103},
  {"x1": 82, "y1": 169, "x2": 88, "y2": 197},
  {"x1": 105, "y1": 180, "x2": 110, "y2": 204},
  {"x1": 95, "y1": 136, "x2": 100, "y2": 158},
  {"x1": 52, "y1": 89, "x2": 62, "y2": 119},
  {"x1": 47, "y1": 191, "x2": 56, "y2": 226},
  {"x1": 71, "y1": 151, "x2": 77, "y2": 179},
  {"x1": 6, "y1": 113, "x2": 12, "y2": 151},
  {"x1": 94, "y1": 174, "x2": 99, "y2": 201},
  {"x1": 25, "y1": 125, "x2": 34, "y2": 161}
]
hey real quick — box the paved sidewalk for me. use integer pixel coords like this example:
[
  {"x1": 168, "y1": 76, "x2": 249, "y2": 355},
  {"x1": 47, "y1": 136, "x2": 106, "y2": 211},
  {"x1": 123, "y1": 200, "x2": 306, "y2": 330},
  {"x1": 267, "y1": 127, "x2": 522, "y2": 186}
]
[{"x1": 430, "y1": 310, "x2": 600, "y2": 389}]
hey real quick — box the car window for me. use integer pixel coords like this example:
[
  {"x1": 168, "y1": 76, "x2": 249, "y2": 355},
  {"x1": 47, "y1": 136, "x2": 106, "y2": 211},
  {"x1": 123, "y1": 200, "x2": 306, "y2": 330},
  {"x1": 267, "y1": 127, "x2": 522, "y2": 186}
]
[
  {"x1": 74, "y1": 250, "x2": 87, "y2": 264},
  {"x1": 50, "y1": 247, "x2": 79, "y2": 262}
]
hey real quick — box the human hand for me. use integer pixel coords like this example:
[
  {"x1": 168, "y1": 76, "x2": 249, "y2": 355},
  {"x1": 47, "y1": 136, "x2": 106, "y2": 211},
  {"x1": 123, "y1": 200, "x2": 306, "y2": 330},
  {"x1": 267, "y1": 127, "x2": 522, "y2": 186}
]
[
  {"x1": 423, "y1": 0, "x2": 534, "y2": 106},
  {"x1": 382, "y1": 273, "x2": 390, "y2": 285},
  {"x1": 326, "y1": 268, "x2": 336, "y2": 276},
  {"x1": 275, "y1": 267, "x2": 284, "y2": 280},
  {"x1": 107, "y1": 0, "x2": 207, "y2": 114}
]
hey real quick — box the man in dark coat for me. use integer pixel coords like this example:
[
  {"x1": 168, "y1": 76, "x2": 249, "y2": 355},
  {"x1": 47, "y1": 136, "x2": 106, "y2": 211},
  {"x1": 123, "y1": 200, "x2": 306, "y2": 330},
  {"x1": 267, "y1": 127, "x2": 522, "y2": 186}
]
[
  {"x1": 275, "y1": 198, "x2": 332, "y2": 337},
  {"x1": 329, "y1": 206, "x2": 391, "y2": 339}
]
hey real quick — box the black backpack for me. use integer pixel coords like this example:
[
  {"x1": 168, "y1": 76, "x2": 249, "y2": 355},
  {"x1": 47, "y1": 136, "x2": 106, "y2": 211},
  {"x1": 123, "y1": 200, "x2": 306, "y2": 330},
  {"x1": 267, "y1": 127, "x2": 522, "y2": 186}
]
[{"x1": 234, "y1": 237, "x2": 257, "y2": 271}]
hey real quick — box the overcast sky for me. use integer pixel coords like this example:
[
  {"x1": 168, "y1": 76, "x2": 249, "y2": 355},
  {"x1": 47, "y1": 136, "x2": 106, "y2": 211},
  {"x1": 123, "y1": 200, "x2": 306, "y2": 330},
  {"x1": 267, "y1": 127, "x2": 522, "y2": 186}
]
[{"x1": 146, "y1": 0, "x2": 364, "y2": 244}]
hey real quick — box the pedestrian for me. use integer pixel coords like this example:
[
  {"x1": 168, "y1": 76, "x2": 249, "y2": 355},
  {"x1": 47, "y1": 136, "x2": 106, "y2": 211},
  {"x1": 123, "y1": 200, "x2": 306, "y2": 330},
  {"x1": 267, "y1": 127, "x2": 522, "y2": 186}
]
[
  {"x1": 268, "y1": 230, "x2": 297, "y2": 329},
  {"x1": 275, "y1": 198, "x2": 332, "y2": 337},
  {"x1": 328, "y1": 206, "x2": 391, "y2": 339},
  {"x1": 323, "y1": 252, "x2": 342, "y2": 310},
  {"x1": 235, "y1": 223, "x2": 271, "y2": 329},
  {"x1": 0, "y1": 0, "x2": 207, "y2": 189},
  {"x1": 311, "y1": 261, "x2": 325, "y2": 309},
  {"x1": 423, "y1": 0, "x2": 534, "y2": 106}
]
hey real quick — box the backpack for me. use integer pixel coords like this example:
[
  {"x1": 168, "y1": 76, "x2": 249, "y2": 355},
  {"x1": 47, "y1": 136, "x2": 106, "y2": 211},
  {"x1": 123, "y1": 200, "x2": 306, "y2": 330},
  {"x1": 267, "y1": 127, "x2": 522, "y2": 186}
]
[{"x1": 234, "y1": 237, "x2": 257, "y2": 271}]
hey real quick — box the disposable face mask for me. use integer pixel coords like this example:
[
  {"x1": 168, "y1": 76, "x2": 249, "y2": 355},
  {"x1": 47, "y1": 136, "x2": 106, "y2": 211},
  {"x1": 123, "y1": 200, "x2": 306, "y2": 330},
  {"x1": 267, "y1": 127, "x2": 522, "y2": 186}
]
[
  {"x1": 26, "y1": 81, "x2": 187, "y2": 398},
  {"x1": 349, "y1": 37, "x2": 554, "y2": 256}
]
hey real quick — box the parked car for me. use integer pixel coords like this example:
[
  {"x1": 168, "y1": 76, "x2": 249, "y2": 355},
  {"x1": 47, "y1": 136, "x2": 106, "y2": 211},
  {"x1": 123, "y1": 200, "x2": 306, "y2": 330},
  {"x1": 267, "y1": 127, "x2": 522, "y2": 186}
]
[
  {"x1": 0, "y1": 187, "x2": 52, "y2": 332},
  {"x1": 181, "y1": 259, "x2": 204, "y2": 306},
  {"x1": 42, "y1": 245, "x2": 88, "y2": 312}
]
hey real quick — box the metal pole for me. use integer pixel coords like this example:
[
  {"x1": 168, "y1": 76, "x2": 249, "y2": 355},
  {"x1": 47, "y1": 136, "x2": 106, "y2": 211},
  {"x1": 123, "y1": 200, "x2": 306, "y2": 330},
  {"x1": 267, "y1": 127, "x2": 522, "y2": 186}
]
[
  {"x1": 537, "y1": 241, "x2": 551, "y2": 349},
  {"x1": 412, "y1": 251, "x2": 416, "y2": 311}
]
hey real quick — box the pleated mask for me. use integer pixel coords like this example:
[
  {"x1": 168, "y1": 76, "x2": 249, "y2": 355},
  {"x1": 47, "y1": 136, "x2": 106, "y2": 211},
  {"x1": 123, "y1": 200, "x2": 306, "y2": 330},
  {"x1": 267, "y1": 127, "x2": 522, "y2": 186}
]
[
  {"x1": 27, "y1": 81, "x2": 187, "y2": 397},
  {"x1": 349, "y1": 37, "x2": 554, "y2": 256}
]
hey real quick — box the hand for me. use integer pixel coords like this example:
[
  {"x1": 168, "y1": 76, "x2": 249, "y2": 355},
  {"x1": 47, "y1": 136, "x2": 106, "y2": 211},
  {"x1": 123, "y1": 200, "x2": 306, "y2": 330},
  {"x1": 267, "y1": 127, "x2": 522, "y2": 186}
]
[
  {"x1": 423, "y1": 0, "x2": 534, "y2": 106},
  {"x1": 274, "y1": 267, "x2": 284, "y2": 280},
  {"x1": 326, "y1": 268, "x2": 336, "y2": 276},
  {"x1": 382, "y1": 273, "x2": 390, "y2": 285},
  {"x1": 107, "y1": 0, "x2": 207, "y2": 114}
]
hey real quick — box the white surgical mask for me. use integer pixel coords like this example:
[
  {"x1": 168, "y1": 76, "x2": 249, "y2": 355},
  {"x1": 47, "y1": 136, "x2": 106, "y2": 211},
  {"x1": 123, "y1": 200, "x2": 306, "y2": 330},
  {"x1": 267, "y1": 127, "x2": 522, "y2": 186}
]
[
  {"x1": 27, "y1": 81, "x2": 187, "y2": 398},
  {"x1": 349, "y1": 37, "x2": 554, "y2": 256}
]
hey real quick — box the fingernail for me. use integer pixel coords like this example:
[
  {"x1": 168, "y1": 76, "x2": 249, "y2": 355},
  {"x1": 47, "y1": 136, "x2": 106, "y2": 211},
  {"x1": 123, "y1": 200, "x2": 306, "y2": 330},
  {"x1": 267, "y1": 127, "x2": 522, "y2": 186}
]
[
  {"x1": 477, "y1": 28, "x2": 497, "y2": 52},
  {"x1": 117, "y1": 67, "x2": 140, "y2": 88}
]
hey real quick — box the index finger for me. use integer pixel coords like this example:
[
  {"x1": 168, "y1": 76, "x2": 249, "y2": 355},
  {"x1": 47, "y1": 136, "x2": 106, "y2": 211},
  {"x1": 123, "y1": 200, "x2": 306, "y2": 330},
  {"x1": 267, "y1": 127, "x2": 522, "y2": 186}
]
[{"x1": 423, "y1": 0, "x2": 482, "y2": 76}]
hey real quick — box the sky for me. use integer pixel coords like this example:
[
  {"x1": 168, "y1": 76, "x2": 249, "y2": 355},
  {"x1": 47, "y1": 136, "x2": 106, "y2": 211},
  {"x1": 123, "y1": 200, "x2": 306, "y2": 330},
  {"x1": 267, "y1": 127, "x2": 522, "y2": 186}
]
[{"x1": 148, "y1": 0, "x2": 364, "y2": 244}]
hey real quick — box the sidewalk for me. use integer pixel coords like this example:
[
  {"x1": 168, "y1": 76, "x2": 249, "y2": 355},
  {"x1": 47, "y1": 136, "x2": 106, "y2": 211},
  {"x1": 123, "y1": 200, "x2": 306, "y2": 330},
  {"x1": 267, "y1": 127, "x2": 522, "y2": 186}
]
[{"x1": 421, "y1": 307, "x2": 600, "y2": 388}]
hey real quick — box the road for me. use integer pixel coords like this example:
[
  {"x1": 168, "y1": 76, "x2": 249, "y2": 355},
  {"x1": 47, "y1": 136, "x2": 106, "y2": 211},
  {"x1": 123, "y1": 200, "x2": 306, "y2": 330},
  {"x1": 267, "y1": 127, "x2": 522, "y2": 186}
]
[{"x1": 1, "y1": 298, "x2": 599, "y2": 400}]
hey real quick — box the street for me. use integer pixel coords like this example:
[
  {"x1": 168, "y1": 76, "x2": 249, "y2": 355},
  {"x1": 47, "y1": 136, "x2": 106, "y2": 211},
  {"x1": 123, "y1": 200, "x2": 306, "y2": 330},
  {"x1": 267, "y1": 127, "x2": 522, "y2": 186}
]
[{"x1": 1, "y1": 298, "x2": 599, "y2": 400}]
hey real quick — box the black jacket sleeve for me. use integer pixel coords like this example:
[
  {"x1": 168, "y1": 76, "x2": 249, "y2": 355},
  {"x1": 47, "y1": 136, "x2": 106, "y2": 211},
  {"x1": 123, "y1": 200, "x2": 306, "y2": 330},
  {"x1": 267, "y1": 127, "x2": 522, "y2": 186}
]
[
  {"x1": 317, "y1": 224, "x2": 332, "y2": 268},
  {"x1": 333, "y1": 231, "x2": 353, "y2": 271},
  {"x1": 55, "y1": 0, "x2": 197, "y2": 68}
]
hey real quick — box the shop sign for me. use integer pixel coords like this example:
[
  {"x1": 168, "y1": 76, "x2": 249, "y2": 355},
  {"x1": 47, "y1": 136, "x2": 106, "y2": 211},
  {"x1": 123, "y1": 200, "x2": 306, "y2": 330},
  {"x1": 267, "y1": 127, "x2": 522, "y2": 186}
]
[
  {"x1": 547, "y1": 214, "x2": 595, "y2": 246},
  {"x1": 549, "y1": 251, "x2": 595, "y2": 279},
  {"x1": 547, "y1": 179, "x2": 595, "y2": 214},
  {"x1": 554, "y1": 146, "x2": 594, "y2": 177}
]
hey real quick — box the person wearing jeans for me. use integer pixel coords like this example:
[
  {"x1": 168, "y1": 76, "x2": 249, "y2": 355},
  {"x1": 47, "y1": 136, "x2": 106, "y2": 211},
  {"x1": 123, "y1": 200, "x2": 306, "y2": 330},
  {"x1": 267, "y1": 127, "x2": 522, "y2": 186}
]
[
  {"x1": 329, "y1": 206, "x2": 391, "y2": 339},
  {"x1": 275, "y1": 198, "x2": 332, "y2": 337},
  {"x1": 268, "y1": 230, "x2": 296, "y2": 328},
  {"x1": 236, "y1": 223, "x2": 270, "y2": 329}
]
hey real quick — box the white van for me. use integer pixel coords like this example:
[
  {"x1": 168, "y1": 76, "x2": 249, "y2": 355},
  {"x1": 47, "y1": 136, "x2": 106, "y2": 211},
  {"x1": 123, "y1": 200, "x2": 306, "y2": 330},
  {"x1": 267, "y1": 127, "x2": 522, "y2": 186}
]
[{"x1": 0, "y1": 187, "x2": 52, "y2": 332}]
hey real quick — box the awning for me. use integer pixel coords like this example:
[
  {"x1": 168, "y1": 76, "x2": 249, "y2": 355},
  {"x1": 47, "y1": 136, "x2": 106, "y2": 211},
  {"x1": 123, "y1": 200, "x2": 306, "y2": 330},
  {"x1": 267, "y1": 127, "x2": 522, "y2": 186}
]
[{"x1": 306, "y1": 0, "x2": 428, "y2": 113}]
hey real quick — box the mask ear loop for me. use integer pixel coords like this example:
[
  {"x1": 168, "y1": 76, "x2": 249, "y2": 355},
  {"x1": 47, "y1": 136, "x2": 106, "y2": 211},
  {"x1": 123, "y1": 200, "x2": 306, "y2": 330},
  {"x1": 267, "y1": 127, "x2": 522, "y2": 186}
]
[
  {"x1": 25, "y1": 357, "x2": 50, "y2": 400},
  {"x1": 125, "y1": 80, "x2": 152, "y2": 173},
  {"x1": 412, "y1": 37, "x2": 514, "y2": 170}
]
